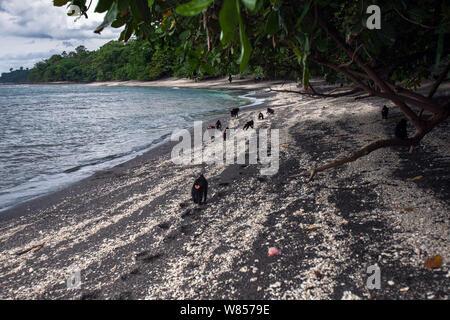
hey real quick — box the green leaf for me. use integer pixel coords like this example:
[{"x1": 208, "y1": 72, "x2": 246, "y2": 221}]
[
  {"x1": 291, "y1": 46, "x2": 302, "y2": 63},
  {"x1": 119, "y1": 24, "x2": 133, "y2": 42},
  {"x1": 175, "y1": 0, "x2": 213, "y2": 16},
  {"x1": 111, "y1": 18, "x2": 125, "y2": 28},
  {"x1": 240, "y1": 0, "x2": 257, "y2": 11},
  {"x1": 434, "y1": 23, "x2": 445, "y2": 69},
  {"x1": 265, "y1": 11, "x2": 278, "y2": 35},
  {"x1": 237, "y1": 2, "x2": 252, "y2": 72},
  {"x1": 53, "y1": 0, "x2": 70, "y2": 6},
  {"x1": 302, "y1": 63, "x2": 309, "y2": 88},
  {"x1": 252, "y1": 0, "x2": 264, "y2": 14},
  {"x1": 95, "y1": 1, "x2": 119, "y2": 33},
  {"x1": 118, "y1": 0, "x2": 129, "y2": 12},
  {"x1": 148, "y1": 0, "x2": 155, "y2": 7},
  {"x1": 304, "y1": 35, "x2": 310, "y2": 54},
  {"x1": 219, "y1": 0, "x2": 239, "y2": 44},
  {"x1": 179, "y1": 30, "x2": 191, "y2": 41},
  {"x1": 301, "y1": 36, "x2": 310, "y2": 88},
  {"x1": 95, "y1": 0, "x2": 114, "y2": 13},
  {"x1": 316, "y1": 38, "x2": 328, "y2": 52},
  {"x1": 296, "y1": 1, "x2": 312, "y2": 26}
]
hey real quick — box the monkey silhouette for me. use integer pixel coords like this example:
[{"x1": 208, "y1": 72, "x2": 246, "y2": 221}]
[{"x1": 192, "y1": 174, "x2": 208, "y2": 205}]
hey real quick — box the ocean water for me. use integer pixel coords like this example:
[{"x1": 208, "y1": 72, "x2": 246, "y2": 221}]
[{"x1": 0, "y1": 84, "x2": 262, "y2": 212}]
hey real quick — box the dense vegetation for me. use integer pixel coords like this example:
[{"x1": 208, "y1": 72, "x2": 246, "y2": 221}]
[
  {"x1": 28, "y1": 41, "x2": 177, "y2": 82},
  {"x1": 26, "y1": 36, "x2": 293, "y2": 83},
  {"x1": 51, "y1": 0, "x2": 449, "y2": 178},
  {"x1": 0, "y1": 67, "x2": 30, "y2": 83}
]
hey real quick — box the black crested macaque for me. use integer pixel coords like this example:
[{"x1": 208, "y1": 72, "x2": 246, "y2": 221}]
[
  {"x1": 230, "y1": 108, "x2": 240, "y2": 118},
  {"x1": 382, "y1": 105, "x2": 389, "y2": 119},
  {"x1": 228, "y1": 74, "x2": 232, "y2": 83},
  {"x1": 395, "y1": 119, "x2": 408, "y2": 139},
  {"x1": 216, "y1": 120, "x2": 222, "y2": 130},
  {"x1": 258, "y1": 112, "x2": 264, "y2": 120},
  {"x1": 192, "y1": 174, "x2": 208, "y2": 205},
  {"x1": 223, "y1": 127, "x2": 229, "y2": 141},
  {"x1": 243, "y1": 120, "x2": 254, "y2": 130},
  {"x1": 267, "y1": 108, "x2": 274, "y2": 114}
]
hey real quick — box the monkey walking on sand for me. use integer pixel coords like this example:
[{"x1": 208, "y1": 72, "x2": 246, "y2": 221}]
[
  {"x1": 243, "y1": 120, "x2": 254, "y2": 130},
  {"x1": 223, "y1": 127, "x2": 229, "y2": 141},
  {"x1": 395, "y1": 119, "x2": 408, "y2": 140},
  {"x1": 382, "y1": 105, "x2": 389, "y2": 119},
  {"x1": 230, "y1": 108, "x2": 239, "y2": 118},
  {"x1": 192, "y1": 174, "x2": 208, "y2": 205}
]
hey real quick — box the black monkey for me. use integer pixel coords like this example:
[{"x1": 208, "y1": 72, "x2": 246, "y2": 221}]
[
  {"x1": 230, "y1": 108, "x2": 240, "y2": 118},
  {"x1": 395, "y1": 119, "x2": 408, "y2": 139},
  {"x1": 382, "y1": 105, "x2": 389, "y2": 119},
  {"x1": 267, "y1": 108, "x2": 274, "y2": 114},
  {"x1": 243, "y1": 120, "x2": 254, "y2": 130},
  {"x1": 192, "y1": 174, "x2": 208, "y2": 205},
  {"x1": 216, "y1": 120, "x2": 222, "y2": 130},
  {"x1": 223, "y1": 127, "x2": 229, "y2": 141},
  {"x1": 228, "y1": 74, "x2": 232, "y2": 83},
  {"x1": 258, "y1": 112, "x2": 264, "y2": 120}
]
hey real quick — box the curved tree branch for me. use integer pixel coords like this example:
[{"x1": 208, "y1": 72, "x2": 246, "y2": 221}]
[
  {"x1": 296, "y1": 109, "x2": 449, "y2": 182},
  {"x1": 301, "y1": 135, "x2": 424, "y2": 182},
  {"x1": 268, "y1": 86, "x2": 362, "y2": 98}
]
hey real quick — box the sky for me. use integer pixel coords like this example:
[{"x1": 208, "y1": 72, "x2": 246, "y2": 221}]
[{"x1": 0, "y1": 0, "x2": 123, "y2": 74}]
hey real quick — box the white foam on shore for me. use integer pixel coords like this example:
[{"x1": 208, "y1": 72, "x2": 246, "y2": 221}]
[{"x1": 238, "y1": 90, "x2": 265, "y2": 108}]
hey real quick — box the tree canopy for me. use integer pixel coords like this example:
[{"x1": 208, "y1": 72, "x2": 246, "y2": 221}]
[
  {"x1": 28, "y1": 41, "x2": 181, "y2": 82},
  {"x1": 0, "y1": 68, "x2": 30, "y2": 83},
  {"x1": 53, "y1": 0, "x2": 449, "y2": 179}
]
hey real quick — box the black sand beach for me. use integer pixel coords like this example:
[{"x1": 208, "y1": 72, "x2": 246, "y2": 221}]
[{"x1": 0, "y1": 78, "x2": 448, "y2": 300}]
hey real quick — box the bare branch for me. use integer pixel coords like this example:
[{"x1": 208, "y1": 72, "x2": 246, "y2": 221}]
[
  {"x1": 292, "y1": 109, "x2": 449, "y2": 182},
  {"x1": 301, "y1": 135, "x2": 424, "y2": 182},
  {"x1": 269, "y1": 86, "x2": 362, "y2": 98},
  {"x1": 338, "y1": 44, "x2": 363, "y2": 68},
  {"x1": 15, "y1": 243, "x2": 45, "y2": 256},
  {"x1": 393, "y1": 7, "x2": 437, "y2": 29}
]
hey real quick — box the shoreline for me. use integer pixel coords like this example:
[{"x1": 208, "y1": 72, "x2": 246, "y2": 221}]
[
  {"x1": 0, "y1": 79, "x2": 274, "y2": 220},
  {"x1": 0, "y1": 77, "x2": 448, "y2": 300}
]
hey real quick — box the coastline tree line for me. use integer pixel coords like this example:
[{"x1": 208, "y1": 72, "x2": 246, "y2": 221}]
[
  {"x1": 46, "y1": 0, "x2": 450, "y2": 177},
  {"x1": 0, "y1": 67, "x2": 30, "y2": 83},
  {"x1": 9, "y1": 35, "x2": 295, "y2": 83},
  {"x1": 27, "y1": 41, "x2": 180, "y2": 82}
]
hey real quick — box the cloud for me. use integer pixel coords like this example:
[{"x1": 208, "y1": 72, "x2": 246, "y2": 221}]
[
  {"x1": 62, "y1": 41, "x2": 74, "y2": 47},
  {"x1": 0, "y1": 0, "x2": 123, "y2": 73}
]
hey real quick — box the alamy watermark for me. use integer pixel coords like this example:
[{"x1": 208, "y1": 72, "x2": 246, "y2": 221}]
[
  {"x1": 170, "y1": 121, "x2": 279, "y2": 175},
  {"x1": 66, "y1": 264, "x2": 81, "y2": 290},
  {"x1": 366, "y1": 264, "x2": 381, "y2": 290},
  {"x1": 366, "y1": 5, "x2": 381, "y2": 29}
]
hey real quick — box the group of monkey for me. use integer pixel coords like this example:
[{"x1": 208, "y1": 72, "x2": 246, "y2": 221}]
[
  {"x1": 192, "y1": 107, "x2": 276, "y2": 204},
  {"x1": 193, "y1": 104, "x2": 408, "y2": 205},
  {"x1": 207, "y1": 107, "x2": 275, "y2": 141}
]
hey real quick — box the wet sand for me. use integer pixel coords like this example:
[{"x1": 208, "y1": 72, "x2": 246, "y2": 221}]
[{"x1": 0, "y1": 77, "x2": 448, "y2": 300}]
